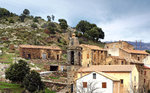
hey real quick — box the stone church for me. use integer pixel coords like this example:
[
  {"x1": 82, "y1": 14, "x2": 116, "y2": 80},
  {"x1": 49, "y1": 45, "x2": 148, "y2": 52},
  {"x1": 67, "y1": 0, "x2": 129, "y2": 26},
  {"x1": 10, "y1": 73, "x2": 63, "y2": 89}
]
[{"x1": 67, "y1": 33, "x2": 107, "y2": 67}]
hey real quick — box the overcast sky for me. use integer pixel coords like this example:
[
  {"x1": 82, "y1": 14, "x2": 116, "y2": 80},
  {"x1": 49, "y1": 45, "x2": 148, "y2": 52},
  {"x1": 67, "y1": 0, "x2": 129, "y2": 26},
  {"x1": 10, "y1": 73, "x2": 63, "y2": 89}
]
[{"x1": 1, "y1": 0, "x2": 150, "y2": 42}]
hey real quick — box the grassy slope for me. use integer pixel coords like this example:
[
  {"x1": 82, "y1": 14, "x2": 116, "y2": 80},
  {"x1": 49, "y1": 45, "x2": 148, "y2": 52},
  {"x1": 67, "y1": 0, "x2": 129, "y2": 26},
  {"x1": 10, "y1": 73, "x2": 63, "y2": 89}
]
[
  {"x1": 0, "y1": 82, "x2": 55, "y2": 93},
  {"x1": 0, "y1": 82, "x2": 23, "y2": 93}
]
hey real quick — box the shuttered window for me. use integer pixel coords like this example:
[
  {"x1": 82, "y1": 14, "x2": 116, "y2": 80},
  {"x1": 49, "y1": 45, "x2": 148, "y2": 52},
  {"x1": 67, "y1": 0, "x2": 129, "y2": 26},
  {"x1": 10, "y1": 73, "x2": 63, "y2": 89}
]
[
  {"x1": 83, "y1": 82, "x2": 87, "y2": 88},
  {"x1": 102, "y1": 82, "x2": 107, "y2": 88}
]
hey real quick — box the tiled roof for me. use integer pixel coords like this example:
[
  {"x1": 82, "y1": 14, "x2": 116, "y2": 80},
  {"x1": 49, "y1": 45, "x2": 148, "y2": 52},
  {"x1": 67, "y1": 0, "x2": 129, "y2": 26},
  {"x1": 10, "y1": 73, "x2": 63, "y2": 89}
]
[
  {"x1": 123, "y1": 49, "x2": 148, "y2": 55},
  {"x1": 78, "y1": 65, "x2": 136, "y2": 72},
  {"x1": 110, "y1": 56, "x2": 125, "y2": 60},
  {"x1": 76, "y1": 71, "x2": 120, "y2": 81},
  {"x1": 19, "y1": 45, "x2": 62, "y2": 50},
  {"x1": 80, "y1": 44, "x2": 106, "y2": 51},
  {"x1": 144, "y1": 65, "x2": 150, "y2": 69},
  {"x1": 96, "y1": 72, "x2": 120, "y2": 81}
]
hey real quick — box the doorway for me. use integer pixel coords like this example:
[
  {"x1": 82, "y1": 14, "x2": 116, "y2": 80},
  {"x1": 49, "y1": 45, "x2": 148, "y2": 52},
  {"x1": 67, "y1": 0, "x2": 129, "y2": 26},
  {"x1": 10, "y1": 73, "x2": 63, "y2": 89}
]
[
  {"x1": 71, "y1": 51, "x2": 74, "y2": 65},
  {"x1": 71, "y1": 84, "x2": 73, "y2": 93},
  {"x1": 57, "y1": 55, "x2": 59, "y2": 60},
  {"x1": 50, "y1": 66, "x2": 58, "y2": 71},
  {"x1": 27, "y1": 54, "x2": 31, "y2": 59}
]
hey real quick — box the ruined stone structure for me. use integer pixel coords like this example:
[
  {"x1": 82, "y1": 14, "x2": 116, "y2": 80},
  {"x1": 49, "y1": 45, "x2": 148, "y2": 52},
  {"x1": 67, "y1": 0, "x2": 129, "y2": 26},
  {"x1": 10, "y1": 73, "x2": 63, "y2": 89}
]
[
  {"x1": 19, "y1": 45, "x2": 62, "y2": 60},
  {"x1": 105, "y1": 41, "x2": 134, "y2": 50},
  {"x1": 105, "y1": 56, "x2": 129, "y2": 65}
]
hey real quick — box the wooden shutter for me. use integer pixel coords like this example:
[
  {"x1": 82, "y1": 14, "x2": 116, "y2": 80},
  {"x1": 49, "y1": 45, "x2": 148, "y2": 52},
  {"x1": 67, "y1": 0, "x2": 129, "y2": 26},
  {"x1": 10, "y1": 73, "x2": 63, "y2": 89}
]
[
  {"x1": 102, "y1": 82, "x2": 107, "y2": 88},
  {"x1": 83, "y1": 82, "x2": 87, "y2": 88}
]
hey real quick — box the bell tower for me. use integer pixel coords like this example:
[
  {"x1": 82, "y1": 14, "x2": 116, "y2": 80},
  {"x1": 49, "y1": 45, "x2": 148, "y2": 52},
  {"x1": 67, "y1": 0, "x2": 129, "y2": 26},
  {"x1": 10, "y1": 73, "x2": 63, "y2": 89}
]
[{"x1": 67, "y1": 33, "x2": 82, "y2": 66}]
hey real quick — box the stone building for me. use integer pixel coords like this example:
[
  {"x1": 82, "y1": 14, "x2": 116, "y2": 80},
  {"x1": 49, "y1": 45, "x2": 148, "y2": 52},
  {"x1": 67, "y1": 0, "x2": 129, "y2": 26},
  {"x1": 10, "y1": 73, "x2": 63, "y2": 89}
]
[
  {"x1": 19, "y1": 45, "x2": 62, "y2": 60},
  {"x1": 67, "y1": 33, "x2": 107, "y2": 67},
  {"x1": 105, "y1": 56, "x2": 128, "y2": 65},
  {"x1": 105, "y1": 41, "x2": 134, "y2": 50},
  {"x1": 143, "y1": 66, "x2": 150, "y2": 92}
]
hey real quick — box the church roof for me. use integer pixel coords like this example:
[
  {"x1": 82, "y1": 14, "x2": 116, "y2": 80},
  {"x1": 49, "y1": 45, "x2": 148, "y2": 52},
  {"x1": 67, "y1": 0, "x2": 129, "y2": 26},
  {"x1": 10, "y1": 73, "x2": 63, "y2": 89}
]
[{"x1": 80, "y1": 44, "x2": 106, "y2": 51}]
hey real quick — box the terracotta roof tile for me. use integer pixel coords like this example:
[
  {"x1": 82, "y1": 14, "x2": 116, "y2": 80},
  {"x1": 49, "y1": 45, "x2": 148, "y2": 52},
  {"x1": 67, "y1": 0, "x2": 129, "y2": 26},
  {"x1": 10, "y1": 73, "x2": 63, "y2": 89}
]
[
  {"x1": 110, "y1": 56, "x2": 125, "y2": 60},
  {"x1": 19, "y1": 45, "x2": 62, "y2": 50},
  {"x1": 78, "y1": 65, "x2": 135, "y2": 72},
  {"x1": 144, "y1": 65, "x2": 150, "y2": 69},
  {"x1": 80, "y1": 44, "x2": 106, "y2": 51},
  {"x1": 76, "y1": 71, "x2": 120, "y2": 81},
  {"x1": 123, "y1": 49, "x2": 148, "y2": 55}
]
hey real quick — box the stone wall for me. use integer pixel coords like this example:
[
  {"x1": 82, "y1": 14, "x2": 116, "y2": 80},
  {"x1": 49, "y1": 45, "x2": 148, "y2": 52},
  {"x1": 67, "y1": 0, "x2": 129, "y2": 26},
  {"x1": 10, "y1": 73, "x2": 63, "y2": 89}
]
[{"x1": 19, "y1": 47, "x2": 62, "y2": 60}]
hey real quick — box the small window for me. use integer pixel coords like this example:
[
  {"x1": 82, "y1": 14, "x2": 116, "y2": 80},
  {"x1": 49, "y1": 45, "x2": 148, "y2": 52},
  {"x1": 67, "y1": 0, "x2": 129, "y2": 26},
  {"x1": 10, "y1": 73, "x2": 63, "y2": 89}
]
[
  {"x1": 121, "y1": 61, "x2": 124, "y2": 65},
  {"x1": 83, "y1": 82, "x2": 87, "y2": 88},
  {"x1": 138, "y1": 57, "x2": 140, "y2": 61},
  {"x1": 121, "y1": 79, "x2": 123, "y2": 84},
  {"x1": 144, "y1": 79, "x2": 146, "y2": 83},
  {"x1": 87, "y1": 54, "x2": 89, "y2": 59},
  {"x1": 102, "y1": 82, "x2": 107, "y2": 88},
  {"x1": 93, "y1": 73, "x2": 96, "y2": 79}
]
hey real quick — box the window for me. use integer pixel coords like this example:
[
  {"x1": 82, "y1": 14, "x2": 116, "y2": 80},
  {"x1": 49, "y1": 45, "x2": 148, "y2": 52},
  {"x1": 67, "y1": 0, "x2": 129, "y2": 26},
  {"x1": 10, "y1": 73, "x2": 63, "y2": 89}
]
[
  {"x1": 121, "y1": 79, "x2": 123, "y2": 84},
  {"x1": 138, "y1": 57, "x2": 140, "y2": 61},
  {"x1": 87, "y1": 53, "x2": 89, "y2": 59},
  {"x1": 121, "y1": 61, "x2": 124, "y2": 65},
  {"x1": 83, "y1": 82, "x2": 87, "y2": 88},
  {"x1": 144, "y1": 79, "x2": 146, "y2": 83},
  {"x1": 144, "y1": 71, "x2": 146, "y2": 75},
  {"x1": 102, "y1": 82, "x2": 107, "y2": 88},
  {"x1": 93, "y1": 73, "x2": 96, "y2": 79}
]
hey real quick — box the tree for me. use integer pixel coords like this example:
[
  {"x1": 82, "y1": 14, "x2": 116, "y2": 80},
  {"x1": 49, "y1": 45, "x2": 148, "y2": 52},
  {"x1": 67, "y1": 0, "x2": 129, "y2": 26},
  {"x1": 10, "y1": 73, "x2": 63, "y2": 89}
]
[
  {"x1": 52, "y1": 15, "x2": 55, "y2": 21},
  {"x1": 76, "y1": 20, "x2": 91, "y2": 34},
  {"x1": 23, "y1": 9, "x2": 30, "y2": 16},
  {"x1": 58, "y1": 19, "x2": 68, "y2": 30},
  {"x1": 146, "y1": 50, "x2": 150, "y2": 54},
  {"x1": 23, "y1": 70, "x2": 45, "y2": 93},
  {"x1": 33, "y1": 17, "x2": 39, "y2": 22},
  {"x1": 47, "y1": 22, "x2": 57, "y2": 34},
  {"x1": 5, "y1": 60, "x2": 30, "y2": 83},
  {"x1": 0, "y1": 8, "x2": 10, "y2": 17},
  {"x1": 77, "y1": 81, "x2": 104, "y2": 93},
  {"x1": 47, "y1": 15, "x2": 51, "y2": 21},
  {"x1": 19, "y1": 14, "x2": 26, "y2": 22}
]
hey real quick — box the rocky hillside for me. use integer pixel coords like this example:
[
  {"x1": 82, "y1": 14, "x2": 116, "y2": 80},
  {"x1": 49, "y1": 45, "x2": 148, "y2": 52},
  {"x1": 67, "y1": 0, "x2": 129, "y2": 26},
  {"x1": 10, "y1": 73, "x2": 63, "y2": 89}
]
[{"x1": 0, "y1": 8, "x2": 105, "y2": 54}]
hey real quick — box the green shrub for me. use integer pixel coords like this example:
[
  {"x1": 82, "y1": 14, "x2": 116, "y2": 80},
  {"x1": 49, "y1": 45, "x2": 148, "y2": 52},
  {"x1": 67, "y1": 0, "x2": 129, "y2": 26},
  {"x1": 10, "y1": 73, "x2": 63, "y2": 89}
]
[
  {"x1": 31, "y1": 23, "x2": 38, "y2": 28},
  {"x1": 9, "y1": 19, "x2": 14, "y2": 23},
  {"x1": 33, "y1": 17, "x2": 39, "y2": 22}
]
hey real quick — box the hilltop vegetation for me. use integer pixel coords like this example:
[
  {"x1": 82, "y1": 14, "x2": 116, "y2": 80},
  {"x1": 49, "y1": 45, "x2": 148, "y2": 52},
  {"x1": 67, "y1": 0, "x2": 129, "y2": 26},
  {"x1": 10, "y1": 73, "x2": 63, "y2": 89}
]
[{"x1": 0, "y1": 8, "x2": 105, "y2": 52}]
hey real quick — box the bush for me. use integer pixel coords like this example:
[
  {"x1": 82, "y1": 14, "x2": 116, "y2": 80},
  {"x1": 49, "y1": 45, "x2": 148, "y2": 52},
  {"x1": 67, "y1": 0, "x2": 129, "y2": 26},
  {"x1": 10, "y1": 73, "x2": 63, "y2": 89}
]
[
  {"x1": 33, "y1": 17, "x2": 39, "y2": 22},
  {"x1": 9, "y1": 19, "x2": 14, "y2": 23},
  {"x1": 31, "y1": 23, "x2": 38, "y2": 28},
  {"x1": 0, "y1": 8, "x2": 10, "y2": 17}
]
